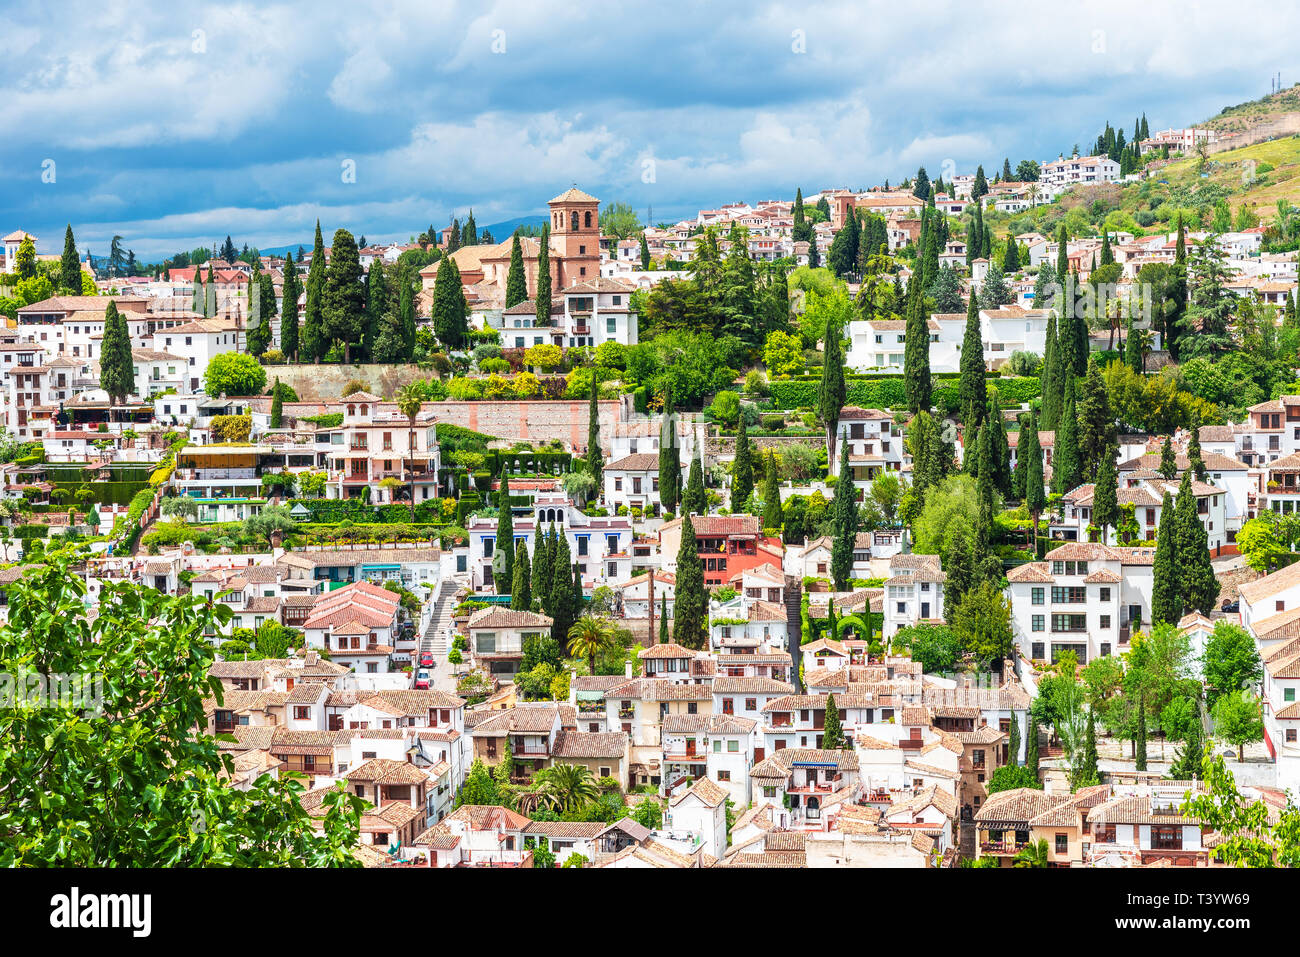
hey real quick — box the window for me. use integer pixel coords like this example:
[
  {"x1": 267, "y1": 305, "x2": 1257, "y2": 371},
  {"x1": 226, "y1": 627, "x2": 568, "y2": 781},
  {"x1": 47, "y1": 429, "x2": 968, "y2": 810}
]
[
  {"x1": 1286, "y1": 688, "x2": 1296, "y2": 702},
  {"x1": 727, "y1": 739, "x2": 739, "y2": 752},
  {"x1": 1100, "y1": 615, "x2": 1111, "y2": 629},
  {"x1": 1055, "y1": 833, "x2": 1068, "y2": 855},
  {"x1": 1031, "y1": 587, "x2": 1044, "y2": 605},
  {"x1": 293, "y1": 706, "x2": 310, "y2": 720},
  {"x1": 713, "y1": 739, "x2": 722, "y2": 753},
  {"x1": 717, "y1": 770, "x2": 731, "y2": 782},
  {"x1": 1031, "y1": 615, "x2": 1044, "y2": 632}
]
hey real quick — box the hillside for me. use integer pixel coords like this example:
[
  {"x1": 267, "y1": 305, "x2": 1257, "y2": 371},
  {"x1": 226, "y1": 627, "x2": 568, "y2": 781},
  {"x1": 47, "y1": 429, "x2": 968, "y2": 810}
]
[
  {"x1": 1202, "y1": 83, "x2": 1300, "y2": 135},
  {"x1": 1152, "y1": 135, "x2": 1300, "y2": 217}
]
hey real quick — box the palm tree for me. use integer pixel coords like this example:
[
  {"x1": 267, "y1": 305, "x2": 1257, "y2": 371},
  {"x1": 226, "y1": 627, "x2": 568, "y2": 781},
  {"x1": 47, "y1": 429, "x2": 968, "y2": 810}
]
[
  {"x1": 567, "y1": 615, "x2": 616, "y2": 675},
  {"x1": 535, "y1": 763, "x2": 599, "y2": 813},
  {"x1": 1013, "y1": 838, "x2": 1050, "y2": 868},
  {"x1": 395, "y1": 383, "x2": 423, "y2": 521}
]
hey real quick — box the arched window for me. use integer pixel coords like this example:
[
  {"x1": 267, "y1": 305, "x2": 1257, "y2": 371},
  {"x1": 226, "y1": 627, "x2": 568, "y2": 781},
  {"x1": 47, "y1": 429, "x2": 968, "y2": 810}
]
[
  {"x1": 360, "y1": 404, "x2": 367, "y2": 415},
  {"x1": 571, "y1": 211, "x2": 580, "y2": 231},
  {"x1": 584, "y1": 211, "x2": 592, "y2": 228},
  {"x1": 346, "y1": 405, "x2": 355, "y2": 416}
]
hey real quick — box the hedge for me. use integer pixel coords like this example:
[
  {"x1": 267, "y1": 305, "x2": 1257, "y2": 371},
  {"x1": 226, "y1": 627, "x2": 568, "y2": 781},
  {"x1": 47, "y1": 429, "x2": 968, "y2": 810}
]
[{"x1": 769, "y1": 376, "x2": 1040, "y2": 411}]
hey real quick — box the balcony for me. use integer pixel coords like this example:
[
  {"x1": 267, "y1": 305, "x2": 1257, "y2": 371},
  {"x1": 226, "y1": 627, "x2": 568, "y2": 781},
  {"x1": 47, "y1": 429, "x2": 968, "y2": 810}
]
[
  {"x1": 663, "y1": 750, "x2": 708, "y2": 763},
  {"x1": 979, "y1": 840, "x2": 1030, "y2": 855},
  {"x1": 178, "y1": 467, "x2": 257, "y2": 481}
]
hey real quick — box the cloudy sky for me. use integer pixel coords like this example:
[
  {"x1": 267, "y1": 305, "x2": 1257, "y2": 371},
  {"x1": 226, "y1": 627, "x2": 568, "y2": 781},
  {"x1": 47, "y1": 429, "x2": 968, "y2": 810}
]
[{"x1": 2, "y1": 0, "x2": 1294, "y2": 259}]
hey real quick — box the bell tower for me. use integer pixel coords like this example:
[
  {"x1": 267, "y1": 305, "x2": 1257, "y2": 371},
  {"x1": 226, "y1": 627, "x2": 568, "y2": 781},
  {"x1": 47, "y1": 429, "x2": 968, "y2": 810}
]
[{"x1": 547, "y1": 186, "x2": 601, "y2": 289}]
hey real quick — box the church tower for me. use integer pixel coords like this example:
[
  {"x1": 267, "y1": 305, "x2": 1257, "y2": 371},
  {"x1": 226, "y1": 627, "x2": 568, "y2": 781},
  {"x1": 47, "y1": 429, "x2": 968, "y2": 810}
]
[{"x1": 547, "y1": 186, "x2": 601, "y2": 289}]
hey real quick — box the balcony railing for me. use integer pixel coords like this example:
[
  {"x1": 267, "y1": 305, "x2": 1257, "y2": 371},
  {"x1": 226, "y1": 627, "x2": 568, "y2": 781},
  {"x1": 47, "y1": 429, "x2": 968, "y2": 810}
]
[{"x1": 979, "y1": 841, "x2": 1030, "y2": 855}]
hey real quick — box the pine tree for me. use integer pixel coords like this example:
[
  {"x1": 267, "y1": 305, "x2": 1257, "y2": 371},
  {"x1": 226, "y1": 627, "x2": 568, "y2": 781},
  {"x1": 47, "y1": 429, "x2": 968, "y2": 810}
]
[
  {"x1": 683, "y1": 451, "x2": 706, "y2": 516},
  {"x1": 830, "y1": 441, "x2": 857, "y2": 590},
  {"x1": 1174, "y1": 471, "x2": 1219, "y2": 617},
  {"x1": 1052, "y1": 374, "x2": 1081, "y2": 494},
  {"x1": 60, "y1": 225, "x2": 80, "y2": 294},
  {"x1": 511, "y1": 537, "x2": 532, "y2": 611},
  {"x1": 322, "y1": 229, "x2": 365, "y2": 362},
  {"x1": 535, "y1": 226, "x2": 552, "y2": 326},
  {"x1": 761, "y1": 451, "x2": 783, "y2": 531},
  {"x1": 732, "y1": 420, "x2": 754, "y2": 511},
  {"x1": 1151, "y1": 492, "x2": 1179, "y2": 623},
  {"x1": 904, "y1": 271, "x2": 932, "y2": 413},
  {"x1": 913, "y1": 166, "x2": 931, "y2": 201},
  {"x1": 280, "y1": 251, "x2": 300, "y2": 361},
  {"x1": 958, "y1": 291, "x2": 986, "y2": 431},
  {"x1": 505, "y1": 233, "x2": 527, "y2": 308},
  {"x1": 301, "y1": 221, "x2": 327, "y2": 362},
  {"x1": 1093, "y1": 453, "x2": 1119, "y2": 544},
  {"x1": 822, "y1": 693, "x2": 846, "y2": 749},
  {"x1": 495, "y1": 472, "x2": 515, "y2": 591},
  {"x1": 673, "y1": 516, "x2": 707, "y2": 649}
]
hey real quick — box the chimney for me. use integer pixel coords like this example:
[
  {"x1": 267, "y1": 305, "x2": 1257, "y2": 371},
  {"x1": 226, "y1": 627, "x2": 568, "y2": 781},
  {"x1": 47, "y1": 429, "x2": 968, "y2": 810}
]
[
  {"x1": 624, "y1": 659, "x2": 633, "y2": 679},
  {"x1": 568, "y1": 670, "x2": 578, "y2": 707}
]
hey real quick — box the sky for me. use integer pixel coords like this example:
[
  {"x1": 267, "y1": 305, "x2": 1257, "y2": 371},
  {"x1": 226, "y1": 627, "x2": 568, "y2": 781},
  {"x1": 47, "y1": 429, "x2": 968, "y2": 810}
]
[{"x1": 2, "y1": 0, "x2": 1297, "y2": 260}]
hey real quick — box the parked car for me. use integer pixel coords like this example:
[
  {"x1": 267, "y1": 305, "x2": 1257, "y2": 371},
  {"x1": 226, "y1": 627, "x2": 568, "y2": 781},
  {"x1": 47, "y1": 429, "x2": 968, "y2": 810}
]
[
  {"x1": 414, "y1": 670, "x2": 431, "y2": 690},
  {"x1": 419, "y1": 652, "x2": 434, "y2": 668},
  {"x1": 1221, "y1": 599, "x2": 1240, "y2": 613}
]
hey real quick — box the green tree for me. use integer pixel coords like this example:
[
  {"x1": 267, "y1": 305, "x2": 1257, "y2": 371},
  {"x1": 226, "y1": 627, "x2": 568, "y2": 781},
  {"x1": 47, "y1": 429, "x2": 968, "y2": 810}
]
[
  {"x1": 98, "y1": 301, "x2": 134, "y2": 405},
  {"x1": 322, "y1": 229, "x2": 365, "y2": 362},
  {"x1": 818, "y1": 314, "x2": 846, "y2": 449},
  {"x1": 1159, "y1": 435, "x2": 1177, "y2": 479},
  {"x1": 567, "y1": 615, "x2": 616, "y2": 676},
  {"x1": 1052, "y1": 374, "x2": 1081, "y2": 493},
  {"x1": 1212, "y1": 690, "x2": 1264, "y2": 761},
  {"x1": 672, "y1": 516, "x2": 707, "y2": 649},
  {"x1": 511, "y1": 538, "x2": 532, "y2": 611},
  {"x1": 0, "y1": 556, "x2": 366, "y2": 865},
  {"x1": 682, "y1": 451, "x2": 706, "y2": 516},
  {"x1": 830, "y1": 441, "x2": 857, "y2": 590},
  {"x1": 904, "y1": 273, "x2": 932, "y2": 413},
  {"x1": 1093, "y1": 454, "x2": 1119, "y2": 544},
  {"x1": 1202, "y1": 622, "x2": 1263, "y2": 707},
  {"x1": 950, "y1": 580, "x2": 1014, "y2": 667},
  {"x1": 659, "y1": 391, "x2": 681, "y2": 513},
  {"x1": 205, "y1": 352, "x2": 267, "y2": 397},
  {"x1": 495, "y1": 471, "x2": 515, "y2": 589},
  {"x1": 432, "y1": 256, "x2": 468, "y2": 350},
  {"x1": 731, "y1": 419, "x2": 754, "y2": 511},
  {"x1": 761, "y1": 451, "x2": 783, "y2": 530},
  {"x1": 505, "y1": 233, "x2": 528, "y2": 308},
  {"x1": 300, "y1": 221, "x2": 327, "y2": 362},
  {"x1": 458, "y1": 759, "x2": 501, "y2": 807},
  {"x1": 958, "y1": 292, "x2": 986, "y2": 430},
  {"x1": 60, "y1": 225, "x2": 80, "y2": 294},
  {"x1": 1150, "y1": 492, "x2": 1179, "y2": 624},
  {"x1": 1174, "y1": 471, "x2": 1219, "y2": 617},
  {"x1": 280, "y1": 251, "x2": 300, "y2": 361},
  {"x1": 822, "y1": 693, "x2": 846, "y2": 749},
  {"x1": 587, "y1": 371, "x2": 603, "y2": 491},
  {"x1": 535, "y1": 225, "x2": 552, "y2": 326},
  {"x1": 1024, "y1": 413, "x2": 1046, "y2": 547},
  {"x1": 536, "y1": 764, "x2": 599, "y2": 813}
]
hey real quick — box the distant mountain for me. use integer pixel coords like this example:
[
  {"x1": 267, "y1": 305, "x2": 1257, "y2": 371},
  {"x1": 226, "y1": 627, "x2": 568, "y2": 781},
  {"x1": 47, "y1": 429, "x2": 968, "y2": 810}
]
[{"x1": 248, "y1": 215, "x2": 549, "y2": 258}]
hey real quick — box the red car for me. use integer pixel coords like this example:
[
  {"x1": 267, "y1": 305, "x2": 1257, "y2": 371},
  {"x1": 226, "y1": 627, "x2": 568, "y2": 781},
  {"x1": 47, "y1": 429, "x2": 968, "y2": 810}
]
[
  {"x1": 413, "y1": 671, "x2": 431, "y2": 690},
  {"x1": 419, "y1": 653, "x2": 435, "y2": 668}
]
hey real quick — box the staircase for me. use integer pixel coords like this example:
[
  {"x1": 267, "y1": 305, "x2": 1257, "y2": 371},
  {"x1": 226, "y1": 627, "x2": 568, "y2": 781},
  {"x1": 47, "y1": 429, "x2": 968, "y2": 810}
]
[{"x1": 423, "y1": 578, "x2": 459, "y2": 659}]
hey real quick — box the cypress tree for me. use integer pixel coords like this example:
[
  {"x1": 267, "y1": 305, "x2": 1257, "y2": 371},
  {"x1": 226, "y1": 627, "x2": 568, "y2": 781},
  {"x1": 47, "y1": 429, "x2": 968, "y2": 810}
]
[
  {"x1": 830, "y1": 441, "x2": 857, "y2": 590},
  {"x1": 548, "y1": 534, "x2": 574, "y2": 642},
  {"x1": 1076, "y1": 360, "x2": 1115, "y2": 482},
  {"x1": 301, "y1": 221, "x2": 327, "y2": 362},
  {"x1": 1012, "y1": 414, "x2": 1030, "y2": 500},
  {"x1": 1100, "y1": 230, "x2": 1114, "y2": 266},
  {"x1": 280, "y1": 251, "x2": 300, "y2": 361},
  {"x1": 958, "y1": 291, "x2": 986, "y2": 430},
  {"x1": 761, "y1": 451, "x2": 783, "y2": 531},
  {"x1": 535, "y1": 226, "x2": 551, "y2": 325},
  {"x1": 640, "y1": 232, "x2": 651, "y2": 270},
  {"x1": 1074, "y1": 707, "x2": 1100, "y2": 790},
  {"x1": 1008, "y1": 710, "x2": 1021, "y2": 766},
  {"x1": 1175, "y1": 471, "x2": 1219, "y2": 617},
  {"x1": 1093, "y1": 453, "x2": 1119, "y2": 544},
  {"x1": 673, "y1": 516, "x2": 707, "y2": 650},
  {"x1": 505, "y1": 233, "x2": 527, "y2": 308},
  {"x1": 659, "y1": 391, "x2": 681, "y2": 514},
  {"x1": 1135, "y1": 688, "x2": 1148, "y2": 771},
  {"x1": 511, "y1": 536, "x2": 532, "y2": 611},
  {"x1": 432, "y1": 256, "x2": 468, "y2": 349},
  {"x1": 204, "y1": 263, "x2": 217, "y2": 317},
  {"x1": 986, "y1": 388, "x2": 1011, "y2": 496},
  {"x1": 398, "y1": 275, "x2": 416, "y2": 360},
  {"x1": 99, "y1": 302, "x2": 133, "y2": 405},
  {"x1": 1002, "y1": 232, "x2": 1020, "y2": 272},
  {"x1": 191, "y1": 266, "x2": 204, "y2": 314},
  {"x1": 1170, "y1": 711, "x2": 1205, "y2": 779},
  {"x1": 1025, "y1": 413, "x2": 1046, "y2": 550},
  {"x1": 659, "y1": 593, "x2": 670, "y2": 644},
  {"x1": 819, "y1": 315, "x2": 846, "y2": 452},
  {"x1": 904, "y1": 271, "x2": 932, "y2": 413},
  {"x1": 587, "y1": 371, "x2": 603, "y2": 491},
  {"x1": 60, "y1": 225, "x2": 80, "y2": 294},
  {"x1": 270, "y1": 379, "x2": 284, "y2": 429},
  {"x1": 495, "y1": 471, "x2": 515, "y2": 592},
  {"x1": 732, "y1": 419, "x2": 754, "y2": 511},
  {"x1": 533, "y1": 525, "x2": 555, "y2": 615},
  {"x1": 1025, "y1": 716, "x2": 1040, "y2": 776},
  {"x1": 362, "y1": 259, "x2": 387, "y2": 361},
  {"x1": 1151, "y1": 492, "x2": 1179, "y2": 624},
  {"x1": 1123, "y1": 311, "x2": 1142, "y2": 372},
  {"x1": 1052, "y1": 374, "x2": 1081, "y2": 494},
  {"x1": 822, "y1": 693, "x2": 846, "y2": 749},
  {"x1": 683, "y1": 451, "x2": 706, "y2": 516},
  {"x1": 322, "y1": 229, "x2": 365, "y2": 362},
  {"x1": 1188, "y1": 429, "x2": 1207, "y2": 481},
  {"x1": 1158, "y1": 436, "x2": 1177, "y2": 479},
  {"x1": 1040, "y1": 309, "x2": 1060, "y2": 430}
]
